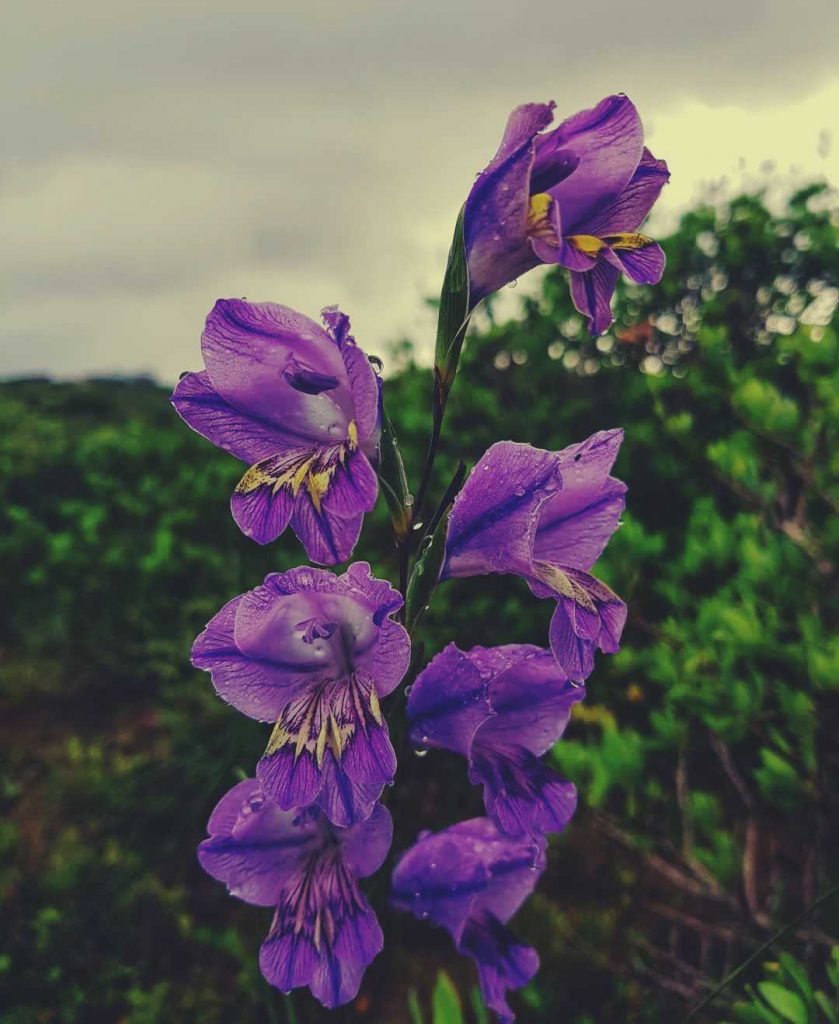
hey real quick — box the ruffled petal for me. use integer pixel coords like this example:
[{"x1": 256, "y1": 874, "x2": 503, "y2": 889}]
[{"x1": 191, "y1": 594, "x2": 303, "y2": 722}]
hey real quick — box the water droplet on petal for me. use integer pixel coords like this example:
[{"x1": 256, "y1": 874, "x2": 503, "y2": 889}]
[
  {"x1": 421, "y1": 911, "x2": 429, "y2": 920},
  {"x1": 507, "y1": 279, "x2": 518, "y2": 289},
  {"x1": 404, "y1": 683, "x2": 413, "y2": 696},
  {"x1": 414, "y1": 748, "x2": 428, "y2": 758}
]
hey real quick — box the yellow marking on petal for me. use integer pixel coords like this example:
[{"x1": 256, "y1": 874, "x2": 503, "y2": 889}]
[
  {"x1": 294, "y1": 703, "x2": 316, "y2": 760},
  {"x1": 603, "y1": 231, "x2": 654, "y2": 250},
  {"x1": 533, "y1": 562, "x2": 597, "y2": 612},
  {"x1": 289, "y1": 458, "x2": 314, "y2": 496},
  {"x1": 526, "y1": 193, "x2": 559, "y2": 243},
  {"x1": 328, "y1": 712, "x2": 344, "y2": 759},
  {"x1": 369, "y1": 684, "x2": 382, "y2": 726},
  {"x1": 235, "y1": 463, "x2": 279, "y2": 495},
  {"x1": 306, "y1": 467, "x2": 335, "y2": 513},
  {"x1": 315, "y1": 718, "x2": 329, "y2": 768},
  {"x1": 566, "y1": 234, "x2": 607, "y2": 257},
  {"x1": 265, "y1": 719, "x2": 292, "y2": 755},
  {"x1": 567, "y1": 232, "x2": 655, "y2": 257},
  {"x1": 347, "y1": 419, "x2": 358, "y2": 451}
]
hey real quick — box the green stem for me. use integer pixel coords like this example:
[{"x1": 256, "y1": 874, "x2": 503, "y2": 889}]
[
  {"x1": 411, "y1": 375, "x2": 447, "y2": 527},
  {"x1": 680, "y1": 883, "x2": 839, "y2": 1023}
]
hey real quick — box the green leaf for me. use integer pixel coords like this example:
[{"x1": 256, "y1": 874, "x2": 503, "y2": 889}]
[
  {"x1": 405, "y1": 508, "x2": 449, "y2": 630},
  {"x1": 432, "y1": 971, "x2": 464, "y2": 1024},
  {"x1": 405, "y1": 460, "x2": 465, "y2": 630},
  {"x1": 778, "y1": 952, "x2": 815, "y2": 1005},
  {"x1": 377, "y1": 402, "x2": 413, "y2": 542},
  {"x1": 434, "y1": 205, "x2": 470, "y2": 393},
  {"x1": 758, "y1": 982, "x2": 808, "y2": 1023},
  {"x1": 470, "y1": 986, "x2": 489, "y2": 1024},
  {"x1": 814, "y1": 991, "x2": 838, "y2": 1023},
  {"x1": 408, "y1": 987, "x2": 425, "y2": 1024}
]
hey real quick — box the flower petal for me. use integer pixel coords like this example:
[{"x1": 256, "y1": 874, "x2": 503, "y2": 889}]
[
  {"x1": 257, "y1": 742, "x2": 324, "y2": 811},
  {"x1": 309, "y1": 904, "x2": 383, "y2": 1008},
  {"x1": 547, "y1": 569, "x2": 627, "y2": 681},
  {"x1": 541, "y1": 94, "x2": 644, "y2": 233},
  {"x1": 585, "y1": 147, "x2": 670, "y2": 236},
  {"x1": 470, "y1": 746, "x2": 577, "y2": 838},
  {"x1": 340, "y1": 336, "x2": 382, "y2": 457},
  {"x1": 259, "y1": 927, "x2": 320, "y2": 996},
  {"x1": 391, "y1": 818, "x2": 544, "y2": 940},
  {"x1": 342, "y1": 719, "x2": 397, "y2": 791},
  {"x1": 464, "y1": 103, "x2": 555, "y2": 304},
  {"x1": 234, "y1": 574, "x2": 377, "y2": 675},
  {"x1": 533, "y1": 430, "x2": 626, "y2": 572},
  {"x1": 191, "y1": 594, "x2": 303, "y2": 722},
  {"x1": 478, "y1": 648, "x2": 583, "y2": 757},
  {"x1": 171, "y1": 371, "x2": 285, "y2": 464},
  {"x1": 444, "y1": 442, "x2": 563, "y2": 579},
  {"x1": 459, "y1": 911, "x2": 539, "y2": 1024},
  {"x1": 197, "y1": 779, "x2": 322, "y2": 907},
  {"x1": 340, "y1": 803, "x2": 393, "y2": 878},
  {"x1": 316, "y1": 754, "x2": 384, "y2": 828},
  {"x1": 569, "y1": 260, "x2": 621, "y2": 336},
  {"x1": 230, "y1": 460, "x2": 296, "y2": 546},
  {"x1": 390, "y1": 828, "x2": 492, "y2": 938},
  {"x1": 321, "y1": 447, "x2": 378, "y2": 521},
  {"x1": 603, "y1": 239, "x2": 666, "y2": 284},
  {"x1": 407, "y1": 643, "x2": 493, "y2": 757},
  {"x1": 201, "y1": 299, "x2": 354, "y2": 445}
]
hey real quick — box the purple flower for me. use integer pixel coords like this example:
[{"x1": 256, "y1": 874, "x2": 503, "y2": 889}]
[
  {"x1": 407, "y1": 644, "x2": 584, "y2": 839},
  {"x1": 172, "y1": 300, "x2": 381, "y2": 564},
  {"x1": 464, "y1": 94, "x2": 669, "y2": 333},
  {"x1": 391, "y1": 818, "x2": 545, "y2": 1024},
  {"x1": 444, "y1": 429, "x2": 628, "y2": 682},
  {"x1": 191, "y1": 562, "x2": 410, "y2": 827},
  {"x1": 198, "y1": 778, "x2": 391, "y2": 1008}
]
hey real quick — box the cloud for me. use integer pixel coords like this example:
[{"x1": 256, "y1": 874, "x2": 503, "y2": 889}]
[{"x1": 2, "y1": 0, "x2": 838, "y2": 380}]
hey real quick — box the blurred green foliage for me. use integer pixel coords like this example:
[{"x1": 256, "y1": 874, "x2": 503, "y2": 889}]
[
  {"x1": 1, "y1": 183, "x2": 837, "y2": 1023},
  {"x1": 726, "y1": 948, "x2": 839, "y2": 1023}
]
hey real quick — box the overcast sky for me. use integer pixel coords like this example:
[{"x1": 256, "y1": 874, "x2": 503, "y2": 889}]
[{"x1": 3, "y1": 0, "x2": 838, "y2": 382}]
